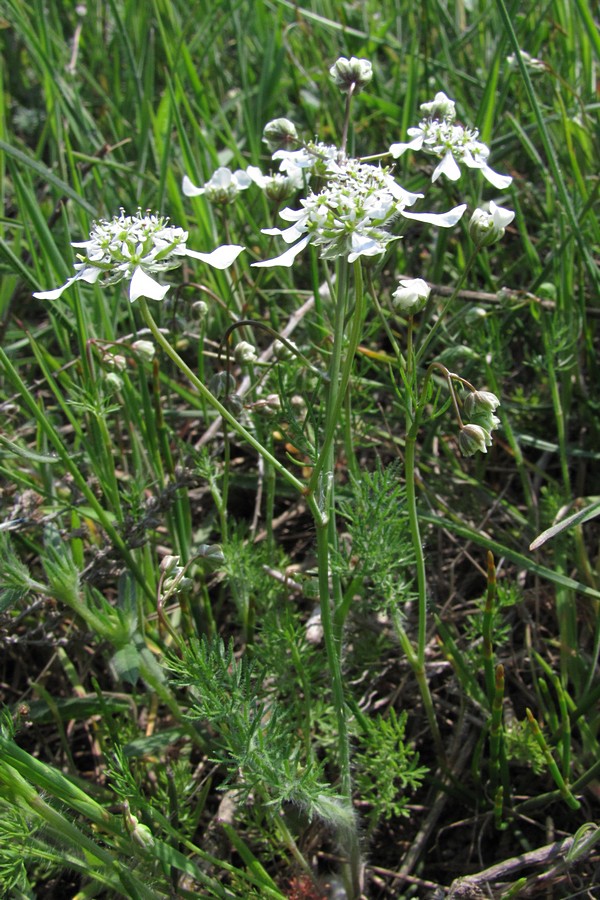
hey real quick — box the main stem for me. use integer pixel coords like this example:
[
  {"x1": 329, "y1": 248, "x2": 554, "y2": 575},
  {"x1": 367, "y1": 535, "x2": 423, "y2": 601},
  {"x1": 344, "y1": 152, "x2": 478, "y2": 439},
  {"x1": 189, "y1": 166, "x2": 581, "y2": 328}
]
[{"x1": 310, "y1": 259, "x2": 366, "y2": 898}]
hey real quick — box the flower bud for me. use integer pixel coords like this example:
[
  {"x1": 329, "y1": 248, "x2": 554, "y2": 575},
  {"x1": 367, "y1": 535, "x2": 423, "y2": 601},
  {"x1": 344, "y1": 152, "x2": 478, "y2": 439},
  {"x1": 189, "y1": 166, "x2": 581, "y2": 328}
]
[
  {"x1": 263, "y1": 118, "x2": 299, "y2": 153},
  {"x1": 458, "y1": 423, "x2": 492, "y2": 456},
  {"x1": 272, "y1": 338, "x2": 297, "y2": 361},
  {"x1": 160, "y1": 554, "x2": 181, "y2": 575},
  {"x1": 469, "y1": 201, "x2": 515, "y2": 247},
  {"x1": 208, "y1": 371, "x2": 236, "y2": 398},
  {"x1": 131, "y1": 820, "x2": 155, "y2": 849},
  {"x1": 192, "y1": 300, "x2": 209, "y2": 322},
  {"x1": 463, "y1": 390, "x2": 501, "y2": 418},
  {"x1": 329, "y1": 57, "x2": 373, "y2": 94},
  {"x1": 104, "y1": 372, "x2": 124, "y2": 391},
  {"x1": 131, "y1": 339, "x2": 155, "y2": 362},
  {"x1": 234, "y1": 341, "x2": 257, "y2": 365},
  {"x1": 420, "y1": 91, "x2": 456, "y2": 121},
  {"x1": 392, "y1": 277, "x2": 431, "y2": 313},
  {"x1": 103, "y1": 352, "x2": 126, "y2": 371}
]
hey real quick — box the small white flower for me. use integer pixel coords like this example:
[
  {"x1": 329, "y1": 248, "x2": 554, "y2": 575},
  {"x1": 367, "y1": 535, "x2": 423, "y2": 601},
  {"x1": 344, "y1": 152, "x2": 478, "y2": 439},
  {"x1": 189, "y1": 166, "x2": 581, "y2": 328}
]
[
  {"x1": 506, "y1": 51, "x2": 545, "y2": 72},
  {"x1": 33, "y1": 209, "x2": 244, "y2": 303},
  {"x1": 272, "y1": 141, "x2": 339, "y2": 177},
  {"x1": 419, "y1": 91, "x2": 456, "y2": 121},
  {"x1": 390, "y1": 93, "x2": 512, "y2": 189},
  {"x1": 246, "y1": 165, "x2": 303, "y2": 202},
  {"x1": 392, "y1": 277, "x2": 431, "y2": 313},
  {"x1": 469, "y1": 201, "x2": 515, "y2": 246},
  {"x1": 234, "y1": 341, "x2": 258, "y2": 364},
  {"x1": 253, "y1": 158, "x2": 466, "y2": 268},
  {"x1": 182, "y1": 166, "x2": 251, "y2": 204}
]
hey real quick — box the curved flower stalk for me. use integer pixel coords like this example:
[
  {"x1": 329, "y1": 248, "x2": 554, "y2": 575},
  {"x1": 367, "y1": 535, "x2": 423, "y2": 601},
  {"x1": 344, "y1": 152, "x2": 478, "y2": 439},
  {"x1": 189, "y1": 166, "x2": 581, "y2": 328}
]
[
  {"x1": 253, "y1": 157, "x2": 466, "y2": 268},
  {"x1": 182, "y1": 167, "x2": 252, "y2": 204},
  {"x1": 390, "y1": 91, "x2": 512, "y2": 189},
  {"x1": 33, "y1": 210, "x2": 244, "y2": 303}
]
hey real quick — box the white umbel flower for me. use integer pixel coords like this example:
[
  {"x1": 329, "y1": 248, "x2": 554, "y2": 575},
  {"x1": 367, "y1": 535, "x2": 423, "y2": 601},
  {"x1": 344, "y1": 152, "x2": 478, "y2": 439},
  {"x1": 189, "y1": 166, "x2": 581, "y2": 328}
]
[
  {"x1": 390, "y1": 91, "x2": 512, "y2": 189},
  {"x1": 33, "y1": 209, "x2": 244, "y2": 303},
  {"x1": 253, "y1": 157, "x2": 466, "y2": 268}
]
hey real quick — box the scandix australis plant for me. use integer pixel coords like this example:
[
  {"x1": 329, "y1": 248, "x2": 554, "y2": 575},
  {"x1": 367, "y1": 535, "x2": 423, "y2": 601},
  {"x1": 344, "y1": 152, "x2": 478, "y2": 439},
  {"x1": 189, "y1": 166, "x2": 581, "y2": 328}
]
[{"x1": 17, "y1": 56, "x2": 517, "y2": 898}]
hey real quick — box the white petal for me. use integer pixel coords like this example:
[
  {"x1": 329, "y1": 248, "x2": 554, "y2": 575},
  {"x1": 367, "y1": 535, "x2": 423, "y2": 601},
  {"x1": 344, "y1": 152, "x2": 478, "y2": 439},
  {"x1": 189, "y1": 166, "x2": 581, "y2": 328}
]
[
  {"x1": 278, "y1": 206, "x2": 307, "y2": 223},
  {"x1": 480, "y1": 165, "x2": 513, "y2": 189},
  {"x1": 185, "y1": 244, "x2": 244, "y2": 269},
  {"x1": 129, "y1": 267, "x2": 170, "y2": 302},
  {"x1": 432, "y1": 151, "x2": 461, "y2": 182},
  {"x1": 252, "y1": 235, "x2": 310, "y2": 268},
  {"x1": 489, "y1": 201, "x2": 515, "y2": 227},
  {"x1": 182, "y1": 175, "x2": 206, "y2": 197},
  {"x1": 388, "y1": 182, "x2": 424, "y2": 206},
  {"x1": 347, "y1": 234, "x2": 381, "y2": 262},
  {"x1": 401, "y1": 203, "x2": 467, "y2": 227},
  {"x1": 33, "y1": 266, "x2": 100, "y2": 300},
  {"x1": 210, "y1": 167, "x2": 232, "y2": 188},
  {"x1": 234, "y1": 169, "x2": 252, "y2": 189},
  {"x1": 278, "y1": 223, "x2": 305, "y2": 244},
  {"x1": 246, "y1": 165, "x2": 266, "y2": 188},
  {"x1": 389, "y1": 134, "x2": 424, "y2": 158},
  {"x1": 33, "y1": 277, "x2": 77, "y2": 300}
]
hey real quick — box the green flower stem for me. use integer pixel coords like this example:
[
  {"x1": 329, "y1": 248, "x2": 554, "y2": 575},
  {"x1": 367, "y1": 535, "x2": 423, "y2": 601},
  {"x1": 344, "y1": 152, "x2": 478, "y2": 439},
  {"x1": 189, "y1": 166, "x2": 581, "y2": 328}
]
[
  {"x1": 309, "y1": 259, "x2": 364, "y2": 897},
  {"x1": 400, "y1": 353, "x2": 452, "y2": 763},
  {"x1": 390, "y1": 607, "x2": 443, "y2": 763},
  {"x1": 137, "y1": 299, "x2": 309, "y2": 506},
  {"x1": 308, "y1": 260, "x2": 365, "y2": 498}
]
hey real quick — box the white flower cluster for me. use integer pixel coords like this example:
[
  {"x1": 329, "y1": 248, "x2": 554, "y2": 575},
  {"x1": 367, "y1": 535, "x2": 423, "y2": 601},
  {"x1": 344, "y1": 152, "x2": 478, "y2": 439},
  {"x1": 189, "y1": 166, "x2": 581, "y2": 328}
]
[
  {"x1": 33, "y1": 210, "x2": 243, "y2": 303},
  {"x1": 254, "y1": 157, "x2": 466, "y2": 268},
  {"x1": 390, "y1": 91, "x2": 512, "y2": 189}
]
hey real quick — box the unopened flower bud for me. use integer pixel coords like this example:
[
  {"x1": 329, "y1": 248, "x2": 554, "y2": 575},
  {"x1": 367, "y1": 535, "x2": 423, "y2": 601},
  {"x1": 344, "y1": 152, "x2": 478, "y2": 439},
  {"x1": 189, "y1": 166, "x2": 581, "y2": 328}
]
[
  {"x1": 209, "y1": 371, "x2": 236, "y2": 398},
  {"x1": 104, "y1": 353, "x2": 126, "y2": 371},
  {"x1": 392, "y1": 277, "x2": 431, "y2": 313},
  {"x1": 459, "y1": 423, "x2": 492, "y2": 457},
  {"x1": 420, "y1": 91, "x2": 456, "y2": 121},
  {"x1": 469, "y1": 201, "x2": 515, "y2": 247},
  {"x1": 104, "y1": 372, "x2": 123, "y2": 391},
  {"x1": 131, "y1": 339, "x2": 155, "y2": 362},
  {"x1": 132, "y1": 820, "x2": 155, "y2": 849},
  {"x1": 263, "y1": 118, "x2": 299, "y2": 153},
  {"x1": 234, "y1": 341, "x2": 257, "y2": 364},
  {"x1": 192, "y1": 300, "x2": 209, "y2": 322},
  {"x1": 329, "y1": 57, "x2": 373, "y2": 94},
  {"x1": 463, "y1": 390, "x2": 501, "y2": 418},
  {"x1": 160, "y1": 554, "x2": 181, "y2": 575},
  {"x1": 272, "y1": 338, "x2": 297, "y2": 360}
]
